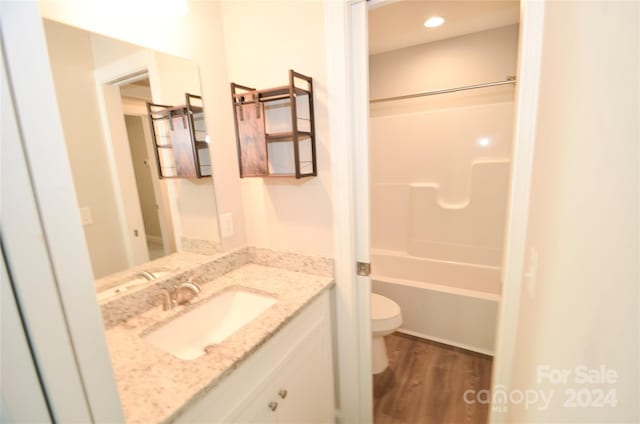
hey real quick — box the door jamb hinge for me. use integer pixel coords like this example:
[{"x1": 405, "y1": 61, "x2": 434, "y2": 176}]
[{"x1": 357, "y1": 262, "x2": 371, "y2": 277}]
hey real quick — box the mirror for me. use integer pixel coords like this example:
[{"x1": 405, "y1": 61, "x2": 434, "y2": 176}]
[{"x1": 43, "y1": 19, "x2": 221, "y2": 289}]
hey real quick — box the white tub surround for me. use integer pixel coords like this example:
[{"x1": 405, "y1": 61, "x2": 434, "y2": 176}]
[
  {"x1": 372, "y1": 249, "x2": 501, "y2": 300},
  {"x1": 369, "y1": 87, "x2": 514, "y2": 358},
  {"x1": 371, "y1": 250, "x2": 499, "y2": 355}
]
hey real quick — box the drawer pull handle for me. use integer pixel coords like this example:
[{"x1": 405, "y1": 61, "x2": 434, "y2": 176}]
[
  {"x1": 268, "y1": 401, "x2": 278, "y2": 411},
  {"x1": 278, "y1": 389, "x2": 288, "y2": 399}
]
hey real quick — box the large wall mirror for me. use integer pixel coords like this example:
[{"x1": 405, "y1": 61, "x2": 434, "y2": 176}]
[{"x1": 43, "y1": 19, "x2": 221, "y2": 288}]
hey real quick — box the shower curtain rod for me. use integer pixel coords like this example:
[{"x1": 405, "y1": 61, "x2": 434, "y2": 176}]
[{"x1": 369, "y1": 77, "x2": 517, "y2": 104}]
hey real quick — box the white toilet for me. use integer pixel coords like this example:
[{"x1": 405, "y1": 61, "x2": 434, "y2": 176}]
[{"x1": 371, "y1": 293, "x2": 402, "y2": 374}]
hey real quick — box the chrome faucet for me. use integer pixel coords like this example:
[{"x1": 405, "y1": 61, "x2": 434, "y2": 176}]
[
  {"x1": 136, "y1": 271, "x2": 157, "y2": 281},
  {"x1": 161, "y1": 280, "x2": 201, "y2": 311}
]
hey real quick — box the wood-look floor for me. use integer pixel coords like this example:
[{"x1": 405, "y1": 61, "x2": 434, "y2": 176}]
[{"x1": 374, "y1": 333, "x2": 492, "y2": 424}]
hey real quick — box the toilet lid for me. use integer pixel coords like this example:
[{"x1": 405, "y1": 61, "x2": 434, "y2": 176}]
[{"x1": 371, "y1": 293, "x2": 401, "y2": 320}]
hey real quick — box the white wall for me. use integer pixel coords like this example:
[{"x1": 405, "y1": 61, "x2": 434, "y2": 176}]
[
  {"x1": 89, "y1": 31, "x2": 144, "y2": 68},
  {"x1": 43, "y1": 20, "x2": 129, "y2": 278},
  {"x1": 152, "y1": 51, "x2": 220, "y2": 245},
  {"x1": 220, "y1": 1, "x2": 334, "y2": 257},
  {"x1": 40, "y1": 0, "x2": 337, "y2": 258},
  {"x1": 506, "y1": 2, "x2": 639, "y2": 422},
  {"x1": 370, "y1": 25, "x2": 519, "y2": 106},
  {"x1": 39, "y1": 0, "x2": 247, "y2": 251},
  {"x1": 44, "y1": 18, "x2": 225, "y2": 275}
]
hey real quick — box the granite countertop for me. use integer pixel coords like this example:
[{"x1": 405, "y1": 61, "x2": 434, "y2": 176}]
[
  {"x1": 95, "y1": 251, "x2": 215, "y2": 293},
  {"x1": 104, "y1": 263, "x2": 334, "y2": 423}
]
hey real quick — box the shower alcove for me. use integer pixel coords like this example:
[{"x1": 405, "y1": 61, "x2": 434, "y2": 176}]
[{"x1": 368, "y1": 23, "x2": 520, "y2": 354}]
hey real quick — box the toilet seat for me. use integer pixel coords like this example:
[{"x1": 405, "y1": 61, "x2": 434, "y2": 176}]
[{"x1": 371, "y1": 293, "x2": 402, "y2": 334}]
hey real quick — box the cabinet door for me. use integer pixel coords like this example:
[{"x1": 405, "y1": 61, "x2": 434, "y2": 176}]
[
  {"x1": 237, "y1": 103, "x2": 268, "y2": 177},
  {"x1": 274, "y1": 317, "x2": 334, "y2": 424},
  {"x1": 170, "y1": 115, "x2": 198, "y2": 177},
  {"x1": 232, "y1": 386, "x2": 278, "y2": 424},
  {"x1": 171, "y1": 116, "x2": 198, "y2": 178},
  {"x1": 175, "y1": 292, "x2": 334, "y2": 424}
]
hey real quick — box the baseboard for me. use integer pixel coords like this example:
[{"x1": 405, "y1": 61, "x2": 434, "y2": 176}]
[{"x1": 396, "y1": 328, "x2": 494, "y2": 357}]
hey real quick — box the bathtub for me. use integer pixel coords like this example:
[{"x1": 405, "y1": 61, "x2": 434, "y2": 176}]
[{"x1": 371, "y1": 249, "x2": 500, "y2": 355}]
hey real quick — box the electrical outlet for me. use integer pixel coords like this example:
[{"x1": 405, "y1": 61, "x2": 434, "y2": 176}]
[
  {"x1": 220, "y1": 213, "x2": 234, "y2": 238},
  {"x1": 79, "y1": 207, "x2": 93, "y2": 226}
]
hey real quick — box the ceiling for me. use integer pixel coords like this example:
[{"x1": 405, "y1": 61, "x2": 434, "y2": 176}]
[
  {"x1": 120, "y1": 78, "x2": 152, "y2": 101},
  {"x1": 131, "y1": 78, "x2": 150, "y2": 87},
  {"x1": 368, "y1": 1, "x2": 520, "y2": 55}
]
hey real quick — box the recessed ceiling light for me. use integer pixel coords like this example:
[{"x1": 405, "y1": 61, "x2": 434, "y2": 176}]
[{"x1": 424, "y1": 16, "x2": 445, "y2": 28}]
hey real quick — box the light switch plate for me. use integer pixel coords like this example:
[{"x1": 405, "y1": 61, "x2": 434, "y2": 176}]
[
  {"x1": 220, "y1": 213, "x2": 234, "y2": 238},
  {"x1": 79, "y1": 207, "x2": 93, "y2": 226}
]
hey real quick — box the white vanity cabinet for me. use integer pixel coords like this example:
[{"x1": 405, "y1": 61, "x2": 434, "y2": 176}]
[{"x1": 174, "y1": 290, "x2": 335, "y2": 424}]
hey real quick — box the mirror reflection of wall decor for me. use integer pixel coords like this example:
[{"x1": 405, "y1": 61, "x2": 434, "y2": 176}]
[
  {"x1": 43, "y1": 19, "x2": 221, "y2": 284},
  {"x1": 231, "y1": 69, "x2": 317, "y2": 179},
  {"x1": 147, "y1": 93, "x2": 212, "y2": 178}
]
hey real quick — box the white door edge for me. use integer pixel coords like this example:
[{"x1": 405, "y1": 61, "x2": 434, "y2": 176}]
[
  {"x1": 326, "y1": 0, "x2": 373, "y2": 422},
  {"x1": 1, "y1": 3, "x2": 124, "y2": 421},
  {"x1": 350, "y1": 1, "x2": 374, "y2": 421},
  {"x1": 490, "y1": 2, "x2": 546, "y2": 422}
]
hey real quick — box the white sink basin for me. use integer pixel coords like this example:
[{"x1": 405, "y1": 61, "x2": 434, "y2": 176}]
[{"x1": 143, "y1": 288, "x2": 277, "y2": 360}]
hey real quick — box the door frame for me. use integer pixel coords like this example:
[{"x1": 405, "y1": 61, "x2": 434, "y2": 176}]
[
  {"x1": 326, "y1": 0, "x2": 546, "y2": 422},
  {"x1": 325, "y1": 1, "x2": 372, "y2": 422},
  {"x1": 489, "y1": 2, "x2": 546, "y2": 421},
  {"x1": 121, "y1": 100, "x2": 173, "y2": 257},
  {"x1": 98, "y1": 80, "x2": 151, "y2": 265},
  {"x1": 93, "y1": 52, "x2": 180, "y2": 265}
]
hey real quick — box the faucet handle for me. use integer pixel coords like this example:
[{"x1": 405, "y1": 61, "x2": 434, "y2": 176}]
[
  {"x1": 161, "y1": 288, "x2": 175, "y2": 311},
  {"x1": 137, "y1": 271, "x2": 157, "y2": 281},
  {"x1": 183, "y1": 279, "x2": 201, "y2": 294},
  {"x1": 175, "y1": 281, "x2": 200, "y2": 306}
]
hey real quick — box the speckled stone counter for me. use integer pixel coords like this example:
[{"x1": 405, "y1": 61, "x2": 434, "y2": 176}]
[
  {"x1": 95, "y1": 251, "x2": 216, "y2": 293},
  {"x1": 104, "y1": 263, "x2": 333, "y2": 423},
  {"x1": 99, "y1": 249, "x2": 250, "y2": 328}
]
